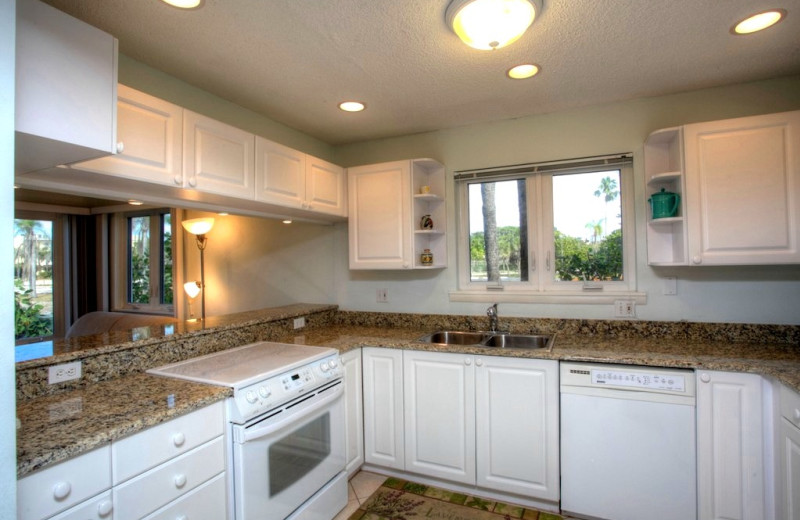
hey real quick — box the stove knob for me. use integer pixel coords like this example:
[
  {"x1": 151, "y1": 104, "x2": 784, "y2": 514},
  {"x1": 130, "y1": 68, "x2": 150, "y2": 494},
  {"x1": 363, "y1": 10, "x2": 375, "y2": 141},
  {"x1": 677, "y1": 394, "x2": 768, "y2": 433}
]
[
  {"x1": 329, "y1": 359, "x2": 338, "y2": 368},
  {"x1": 320, "y1": 362, "x2": 330, "y2": 372},
  {"x1": 259, "y1": 386, "x2": 271, "y2": 399},
  {"x1": 246, "y1": 390, "x2": 258, "y2": 403}
]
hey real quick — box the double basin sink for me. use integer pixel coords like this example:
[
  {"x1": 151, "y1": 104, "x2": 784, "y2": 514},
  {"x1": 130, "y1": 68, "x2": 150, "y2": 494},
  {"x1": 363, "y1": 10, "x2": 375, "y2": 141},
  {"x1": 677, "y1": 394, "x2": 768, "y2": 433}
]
[{"x1": 417, "y1": 330, "x2": 555, "y2": 350}]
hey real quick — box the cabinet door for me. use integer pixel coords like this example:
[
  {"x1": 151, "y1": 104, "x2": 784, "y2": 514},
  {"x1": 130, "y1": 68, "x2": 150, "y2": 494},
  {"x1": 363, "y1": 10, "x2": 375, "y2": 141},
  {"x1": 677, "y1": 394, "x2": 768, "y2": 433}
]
[
  {"x1": 404, "y1": 350, "x2": 475, "y2": 485},
  {"x1": 306, "y1": 155, "x2": 347, "y2": 216},
  {"x1": 684, "y1": 111, "x2": 800, "y2": 265},
  {"x1": 348, "y1": 161, "x2": 412, "y2": 269},
  {"x1": 697, "y1": 371, "x2": 767, "y2": 520},
  {"x1": 49, "y1": 491, "x2": 113, "y2": 520},
  {"x1": 183, "y1": 110, "x2": 255, "y2": 199},
  {"x1": 362, "y1": 347, "x2": 405, "y2": 470},
  {"x1": 780, "y1": 419, "x2": 800, "y2": 520},
  {"x1": 75, "y1": 85, "x2": 183, "y2": 186},
  {"x1": 15, "y1": 0, "x2": 117, "y2": 174},
  {"x1": 342, "y1": 348, "x2": 364, "y2": 477},
  {"x1": 475, "y1": 356, "x2": 559, "y2": 500},
  {"x1": 254, "y1": 137, "x2": 306, "y2": 208}
]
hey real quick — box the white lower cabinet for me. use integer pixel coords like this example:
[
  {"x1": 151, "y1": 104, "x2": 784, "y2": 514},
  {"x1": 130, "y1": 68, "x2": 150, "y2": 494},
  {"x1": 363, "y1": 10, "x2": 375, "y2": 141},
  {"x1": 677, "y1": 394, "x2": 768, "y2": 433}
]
[
  {"x1": 697, "y1": 370, "x2": 769, "y2": 520},
  {"x1": 362, "y1": 347, "x2": 405, "y2": 470},
  {"x1": 17, "y1": 401, "x2": 226, "y2": 520},
  {"x1": 364, "y1": 347, "x2": 559, "y2": 503},
  {"x1": 475, "y1": 355, "x2": 559, "y2": 500},
  {"x1": 342, "y1": 348, "x2": 365, "y2": 476},
  {"x1": 404, "y1": 350, "x2": 476, "y2": 484},
  {"x1": 779, "y1": 384, "x2": 800, "y2": 520}
]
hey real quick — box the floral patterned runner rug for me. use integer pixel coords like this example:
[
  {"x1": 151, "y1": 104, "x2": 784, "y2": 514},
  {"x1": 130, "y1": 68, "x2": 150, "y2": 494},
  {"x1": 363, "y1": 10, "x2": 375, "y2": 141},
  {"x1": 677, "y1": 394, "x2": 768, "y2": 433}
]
[{"x1": 348, "y1": 476, "x2": 564, "y2": 520}]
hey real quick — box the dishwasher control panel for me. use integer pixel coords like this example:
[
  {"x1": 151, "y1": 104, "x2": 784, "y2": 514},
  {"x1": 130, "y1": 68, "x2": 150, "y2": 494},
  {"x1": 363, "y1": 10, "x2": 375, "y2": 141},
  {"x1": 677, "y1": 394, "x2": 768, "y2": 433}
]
[{"x1": 592, "y1": 368, "x2": 685, "y2": 392}]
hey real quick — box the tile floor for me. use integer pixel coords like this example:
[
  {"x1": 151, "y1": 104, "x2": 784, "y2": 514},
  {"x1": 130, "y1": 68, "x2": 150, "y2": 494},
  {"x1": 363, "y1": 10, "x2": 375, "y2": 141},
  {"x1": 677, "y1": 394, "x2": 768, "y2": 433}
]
[{"x1": 333, "y1": 471, "x2": 580, "y2": 520}]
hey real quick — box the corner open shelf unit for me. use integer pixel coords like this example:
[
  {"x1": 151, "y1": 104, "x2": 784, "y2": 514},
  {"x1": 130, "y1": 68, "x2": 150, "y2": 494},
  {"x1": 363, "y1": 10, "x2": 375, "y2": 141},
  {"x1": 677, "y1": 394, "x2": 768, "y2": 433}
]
[
  {"x1": 411, "y1": 159, "x2": 447, "y2": 269},
  {"x1": 644, "y1": 127, "x2": 688, "y2": 265}
]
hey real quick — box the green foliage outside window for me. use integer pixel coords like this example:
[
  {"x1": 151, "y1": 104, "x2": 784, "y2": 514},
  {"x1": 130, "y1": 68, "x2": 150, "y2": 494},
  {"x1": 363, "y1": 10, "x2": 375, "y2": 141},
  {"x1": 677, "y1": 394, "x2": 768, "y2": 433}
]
[{"x1": 14, "y1": 279, "x2": 53, "y2": 340}]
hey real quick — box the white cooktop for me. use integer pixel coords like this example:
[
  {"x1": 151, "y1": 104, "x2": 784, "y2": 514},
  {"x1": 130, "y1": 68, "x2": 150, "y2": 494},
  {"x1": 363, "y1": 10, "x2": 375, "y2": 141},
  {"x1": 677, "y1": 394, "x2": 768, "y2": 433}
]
[{"x1": 147, "y1": 341, "x2": 336, "y2": 390}]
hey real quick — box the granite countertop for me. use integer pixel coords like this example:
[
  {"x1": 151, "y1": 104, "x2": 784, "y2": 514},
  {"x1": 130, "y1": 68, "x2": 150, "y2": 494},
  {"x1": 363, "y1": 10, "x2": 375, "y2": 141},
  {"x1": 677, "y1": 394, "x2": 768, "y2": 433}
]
[
  {"x1": 17, "y1": 317, "x2": 800, "y2": 479},
  {"x1": 16, "y1": 373, "x2": 231, "y2": 478}
]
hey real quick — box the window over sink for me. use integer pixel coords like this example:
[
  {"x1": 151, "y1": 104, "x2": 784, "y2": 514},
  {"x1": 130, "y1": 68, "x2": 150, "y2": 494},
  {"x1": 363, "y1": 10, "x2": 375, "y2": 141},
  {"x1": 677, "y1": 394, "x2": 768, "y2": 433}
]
[{"x1": 452, "y1": 154, "x2": 642, "y2": 303}]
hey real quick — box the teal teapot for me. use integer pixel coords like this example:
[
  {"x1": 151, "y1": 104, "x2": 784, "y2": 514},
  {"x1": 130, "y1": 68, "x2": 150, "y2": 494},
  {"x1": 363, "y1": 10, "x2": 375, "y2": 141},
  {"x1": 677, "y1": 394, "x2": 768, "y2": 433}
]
[{"x1": 648, "y1": 188, "x2": 680, "y2": 219}]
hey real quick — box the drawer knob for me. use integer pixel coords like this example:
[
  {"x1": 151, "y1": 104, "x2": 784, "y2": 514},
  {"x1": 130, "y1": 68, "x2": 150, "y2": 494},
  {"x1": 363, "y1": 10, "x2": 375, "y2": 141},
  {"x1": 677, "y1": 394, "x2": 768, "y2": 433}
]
[
  {"x1": 476, "y1": 359, "x2": 483, "y2": 367},
  {"x1": 116, "y1": 142, "x2": 124, "y2": 154},
  {"x1": 188, "y1": 177, "x2": 197, "y2": 188},
  {"x1": 97, "y1": 499, "x2": 113, "y2": 517},
  {"x1": 465, "y1": 358, "x2": 472, "y2": 366},
  {"x1": 794, "y1": 409, "x2": 800, "y2": 421},
  {"x1": 172, "y1": 432, "x2": 186, "y2": 447},
  {"x1": 53, "y1": 481, "x2": 71, "y2": 500},
  {"x1": 174, "y1": 474, "x2": 187, "y2": 488},
  {"x1": 174, "y1": 175, "x2": 182, "y2": 185},
  {"x1": 700, "y1": 373, "x2": 711, "y2": 383},
  {"x1": 692, "y1": 256, "x2": 702, "y2": 265}
]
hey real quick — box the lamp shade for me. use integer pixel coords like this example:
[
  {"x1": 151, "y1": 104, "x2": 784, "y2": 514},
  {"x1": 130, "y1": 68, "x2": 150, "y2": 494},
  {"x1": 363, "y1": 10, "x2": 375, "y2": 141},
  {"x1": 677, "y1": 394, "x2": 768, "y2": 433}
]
[
  {"x1": 181, "y1": 217, "x2": 215, "y2": 236},
  {"x1": 446, "y1": 0, "x2": 541, "y2": 50},
  {"x1": 184, "y1": 281, "x2": 201, "y2": 299}
]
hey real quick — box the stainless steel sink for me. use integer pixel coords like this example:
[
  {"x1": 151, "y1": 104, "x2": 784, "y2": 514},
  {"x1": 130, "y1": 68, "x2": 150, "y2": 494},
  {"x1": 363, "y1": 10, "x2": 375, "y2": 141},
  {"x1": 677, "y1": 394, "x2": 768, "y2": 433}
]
[
  {"x1": 418, "y1": 331, "x2": 492, "y2": 345},
  {"x1": 483, "y1": 333, "x2": 554, "y2": 350},
  {"x1": 417, "y1": 331, "x2": 554, "y2": 350}
]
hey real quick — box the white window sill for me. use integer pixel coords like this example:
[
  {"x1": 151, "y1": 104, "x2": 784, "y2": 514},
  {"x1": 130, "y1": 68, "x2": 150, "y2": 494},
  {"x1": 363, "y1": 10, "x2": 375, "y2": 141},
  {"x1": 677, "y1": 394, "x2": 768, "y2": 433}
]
[{"x1": 449, "y1": 290, "x2": 647, "y2": 305}]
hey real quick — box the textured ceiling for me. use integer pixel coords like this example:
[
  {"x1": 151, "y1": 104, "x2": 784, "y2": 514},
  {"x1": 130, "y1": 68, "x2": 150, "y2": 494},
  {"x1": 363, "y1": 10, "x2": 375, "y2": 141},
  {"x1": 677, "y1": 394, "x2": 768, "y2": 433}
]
[{"x1": 40, "y1": 0, "x2": 800, "y2": 145}]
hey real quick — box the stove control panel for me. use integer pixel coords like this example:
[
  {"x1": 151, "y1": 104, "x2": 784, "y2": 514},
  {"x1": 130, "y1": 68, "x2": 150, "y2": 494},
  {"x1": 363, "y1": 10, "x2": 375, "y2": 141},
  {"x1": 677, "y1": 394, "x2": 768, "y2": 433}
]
[
  {"x1": 229, "y1": 353, "x2": 343, "y2": 423},
  {"x1": 592, "y1": 369, "x2": 686, "y2": 392}
]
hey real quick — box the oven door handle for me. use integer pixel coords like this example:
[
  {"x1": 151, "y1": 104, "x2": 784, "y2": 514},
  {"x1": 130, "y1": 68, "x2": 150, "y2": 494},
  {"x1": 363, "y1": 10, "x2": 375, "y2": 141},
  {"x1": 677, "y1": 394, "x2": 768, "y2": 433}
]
[{"x1": 241, "y1": 383, "x2": 343, "y2": 443}]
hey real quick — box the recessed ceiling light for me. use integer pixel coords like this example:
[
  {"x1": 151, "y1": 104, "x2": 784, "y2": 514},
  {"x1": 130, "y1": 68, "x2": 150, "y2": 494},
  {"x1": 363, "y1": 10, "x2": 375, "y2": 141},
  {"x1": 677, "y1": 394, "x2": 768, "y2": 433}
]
[
  {"x1": 159, "y1": 0, "x2": 204, "y2": 9},
  {"x1": 732, "y1": 9, "x2": 786, "y2": 34},
  {"x1": 339, "y1": 101, "x2": 366, "y2": 112},
  {"x1": 446, "y1": 0, "x2": 542, "y2": 50},
  {"x1": 128, "y1": 199, "x2": 143, "y2": 206},
  {"x1": 282, "y1": 219, "x2": 293, "y2": 224},
  {"x1": 218, "y1": 212, "x2": 229, "y2": 216},
  {"x1": 507, "y1": 63, "x2": 540, "y2": 79}
]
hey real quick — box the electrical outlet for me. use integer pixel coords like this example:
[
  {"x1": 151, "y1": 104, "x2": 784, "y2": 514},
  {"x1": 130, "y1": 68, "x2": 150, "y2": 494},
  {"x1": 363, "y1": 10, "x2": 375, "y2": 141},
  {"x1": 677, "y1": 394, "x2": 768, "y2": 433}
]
[
  {"x1": 293, "y1": 317, "x2": 306, "y2": 329},
  {"x1": 614, "y1": 300, "x2": 636, "y2": 318},
  {"x1": 376, "y1": 288, "x2": 388, "y2": 303},
  {"x1": 48, "y1": 361, "x2": 82, "y2": 384}
]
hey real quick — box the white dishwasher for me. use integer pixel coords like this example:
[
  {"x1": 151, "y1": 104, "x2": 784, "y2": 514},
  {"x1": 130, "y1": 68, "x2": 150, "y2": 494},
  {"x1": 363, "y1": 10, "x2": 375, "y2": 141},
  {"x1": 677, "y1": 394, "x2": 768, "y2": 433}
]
[{"x1": 560, "y1": 362, "x2": 697, "y2": 520}]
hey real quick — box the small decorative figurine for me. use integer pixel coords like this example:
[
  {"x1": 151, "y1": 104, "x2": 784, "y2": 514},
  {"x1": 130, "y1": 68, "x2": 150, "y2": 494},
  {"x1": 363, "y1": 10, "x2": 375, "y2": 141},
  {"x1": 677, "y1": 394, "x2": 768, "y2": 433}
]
[
  {"x1": 421, "y1": 249, "x2": 433, "y2": 266},
  {"x1": 420, "y1": 214, "x2": 434, "y2": 230}
]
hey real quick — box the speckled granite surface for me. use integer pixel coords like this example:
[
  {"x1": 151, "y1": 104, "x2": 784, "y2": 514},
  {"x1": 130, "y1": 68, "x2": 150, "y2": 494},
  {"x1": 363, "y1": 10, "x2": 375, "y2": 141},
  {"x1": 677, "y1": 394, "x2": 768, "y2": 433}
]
[
  {"x1": 16, "y1": 373, "x2": 230, "y2": 478},
  {"x1": 16, "y1": 304, "x2": 800, "y2": 479}
]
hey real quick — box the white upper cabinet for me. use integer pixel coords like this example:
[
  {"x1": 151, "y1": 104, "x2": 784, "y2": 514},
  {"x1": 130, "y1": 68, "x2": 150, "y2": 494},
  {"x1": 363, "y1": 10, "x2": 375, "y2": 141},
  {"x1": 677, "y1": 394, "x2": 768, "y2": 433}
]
[
  {"x1": 183, "y1": 110, "x2": 255, "y2": 199},
  {"x1": 15, "y1": 0, "x2": 118, "y2": 174},
  {"x1": 74, "y1": 85, "x2": 183, "y2": 186},
  {"x1": 254, "y1": 139, "x2": 346, "y2": 216},
  {"x1": 348, "y1": 158, "x2": 446, "y2": 270},
  {"x1": 348, "y1": 160, "x2": 413, "y2": 269},
  {"x1": 646, "y1": 110, "x2": 800, "y2": 266},
  {"x1": 684, "y1": 110, "x2": 800, "y2": 265}
]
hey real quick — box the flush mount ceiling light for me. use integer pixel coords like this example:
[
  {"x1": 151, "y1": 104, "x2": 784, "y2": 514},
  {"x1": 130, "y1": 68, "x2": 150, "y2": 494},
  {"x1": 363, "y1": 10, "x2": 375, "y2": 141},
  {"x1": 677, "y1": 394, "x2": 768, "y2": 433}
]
[
  {"x1": 446, "y1": 0, "x2": 542, "y2": 50},
  {"x1": 159, "y1": 0, "x2": 204, "y2": 9},
  {"x1": 339, "y1": 101, "x2": 366, "y2": 112},
  {"x1": 507, "y1": 63, "x2": 540, "y2": 79},
  {"x1": 732, "y1": 9, "x2": 786, "y2": 34}
]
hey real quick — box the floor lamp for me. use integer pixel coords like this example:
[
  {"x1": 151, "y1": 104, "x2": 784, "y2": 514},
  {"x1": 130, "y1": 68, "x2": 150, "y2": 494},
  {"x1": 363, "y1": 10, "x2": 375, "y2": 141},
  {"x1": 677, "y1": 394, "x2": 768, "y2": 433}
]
[{"x1": 181, "y1": 217, "x2": 214, "y2": 321}]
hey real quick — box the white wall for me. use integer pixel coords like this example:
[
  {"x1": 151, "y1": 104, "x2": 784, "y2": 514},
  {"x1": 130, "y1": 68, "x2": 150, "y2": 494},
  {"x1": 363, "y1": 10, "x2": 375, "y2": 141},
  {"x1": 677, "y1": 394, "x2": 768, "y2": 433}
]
[
  {"x1": 181, "y1": 211, "x2": 339, "y2": 318},
  {"x1": 332, "y1": 76, "x2": 800, "y2": 324},
  {"x1": 2, "y1": 0, "x2": 17, "y2": 516}
]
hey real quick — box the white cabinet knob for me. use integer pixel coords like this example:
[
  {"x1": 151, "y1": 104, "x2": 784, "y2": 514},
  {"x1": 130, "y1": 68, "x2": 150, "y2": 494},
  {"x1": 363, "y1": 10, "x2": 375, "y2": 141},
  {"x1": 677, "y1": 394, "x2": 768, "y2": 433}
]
[
  {"x1": 53, "y1": 481, "x2": 71, "y2": 500},
  {"x1": 174, "y1": 474, "x2": 187, "y2": 488},
  {"x1": 172, "y1": 432, "x2": 186, "y2": 447},
  {"x1": 692, "y1": 256, "x2": 702, "y2": 265},
  {"x1": 476, "y1": 359, "x2": 483, "y2": 367},
  {"x1": 403, "y1": 263, "x2": 410, "y2": 268},
  {"x1": 794, "y1": 408, "x2": 800, "y2": 422},
  {"x1": 700, "y1": 373, "x2": 711, "y2": 383},
  {"x1": 97, "y1": 499, "x2": 113, "y2": 517},
  {"x1": 465, "y1": 358, "x2": 472, "y2": 366},
  {"x1": 188, "y1": 177, "x2": 197, "y2": 187},
  {"x1": 116, "y1": 142, "x2": 124, "y2": 154},
  {"x1": 174, "y1": 175, "x2": 182, "y2": 185}
]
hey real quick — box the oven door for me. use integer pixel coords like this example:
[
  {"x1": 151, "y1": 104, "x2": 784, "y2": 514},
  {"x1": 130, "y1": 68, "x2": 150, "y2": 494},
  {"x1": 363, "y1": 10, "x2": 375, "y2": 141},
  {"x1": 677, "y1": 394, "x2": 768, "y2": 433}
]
[{"x1": 231, "y1": 379, "x2": 345, "y2": 520}]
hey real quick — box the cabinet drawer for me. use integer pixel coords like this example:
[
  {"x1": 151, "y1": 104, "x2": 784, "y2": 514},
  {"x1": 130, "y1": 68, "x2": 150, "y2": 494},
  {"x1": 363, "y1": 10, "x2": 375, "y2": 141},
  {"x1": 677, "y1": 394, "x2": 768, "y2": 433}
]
[
  {"x1": 49, "y1": 491, "x2": 113, "y2": 520},
  {"x1": 112, "y1": 401, "x2": 223, "y2": 483},
  {"x1": 143, "y1": 472, "x2": 227, "y2": 520},
  {"x1": 782, "y1": 384, "x2": 800, "y2": 428},
  {"x1": 113, "y1": 436, "x2": 225, "y2": 520},
  {"x1": 17, "y1": 445, "x2": 112, "y2": 520}
]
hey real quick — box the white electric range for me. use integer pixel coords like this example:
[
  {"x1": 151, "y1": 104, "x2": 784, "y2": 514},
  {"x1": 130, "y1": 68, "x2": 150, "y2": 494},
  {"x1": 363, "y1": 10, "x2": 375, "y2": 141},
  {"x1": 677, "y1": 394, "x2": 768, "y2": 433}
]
[{"x1": 148, "y1": 341, "x2": 347, "y2": 520}]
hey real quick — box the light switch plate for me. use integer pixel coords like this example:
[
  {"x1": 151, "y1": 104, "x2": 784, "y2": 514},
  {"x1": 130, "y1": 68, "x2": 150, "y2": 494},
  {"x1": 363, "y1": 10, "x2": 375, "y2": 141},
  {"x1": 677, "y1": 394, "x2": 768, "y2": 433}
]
[{"x1": 614, "y1": 300, "x2": 636, "y2": 318}]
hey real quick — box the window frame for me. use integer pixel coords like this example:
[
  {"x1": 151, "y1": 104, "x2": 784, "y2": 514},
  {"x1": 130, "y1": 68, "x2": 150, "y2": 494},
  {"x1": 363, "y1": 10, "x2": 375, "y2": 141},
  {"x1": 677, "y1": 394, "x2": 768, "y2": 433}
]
[
  {"x1": 111, "y1": 208, "x2": 176, "y2": 315},
  {"x1": 453, "y1": 154, "x2": 644, "y2": 304}
]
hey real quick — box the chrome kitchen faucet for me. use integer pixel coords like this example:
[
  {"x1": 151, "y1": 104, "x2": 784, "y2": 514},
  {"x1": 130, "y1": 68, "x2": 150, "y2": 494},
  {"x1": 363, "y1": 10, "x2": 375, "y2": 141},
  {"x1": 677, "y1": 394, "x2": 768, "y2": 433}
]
[{"x1": 487, "y1": 303, "x2": 499, "y2": 332}]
